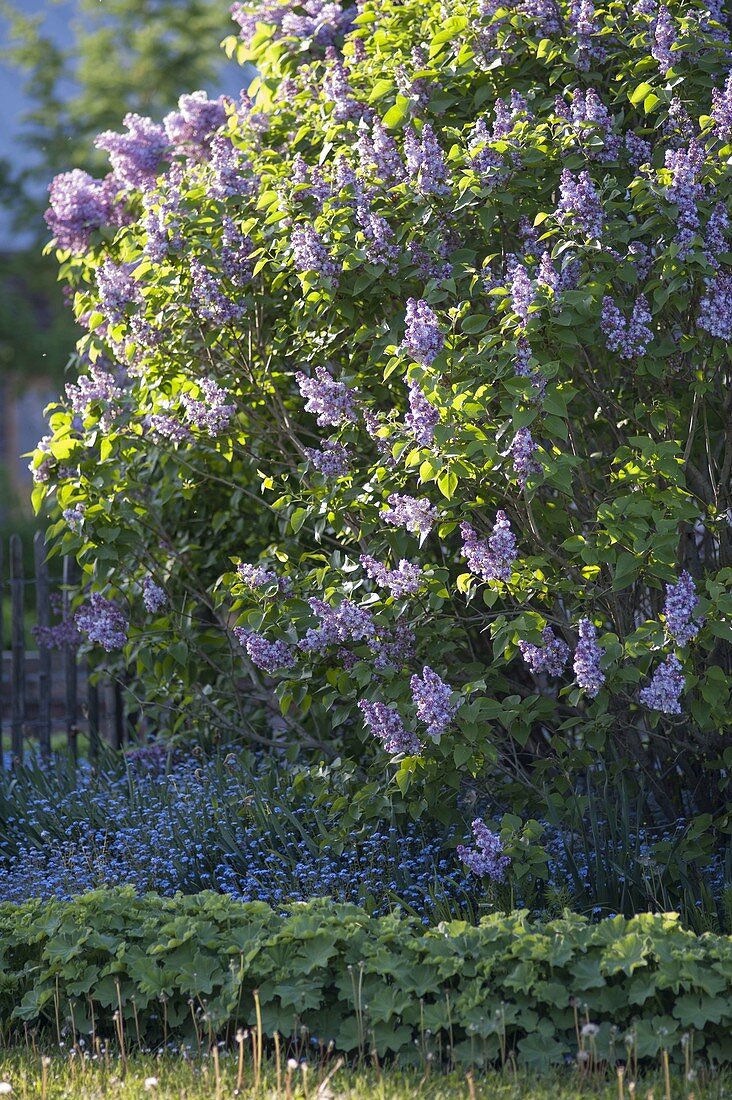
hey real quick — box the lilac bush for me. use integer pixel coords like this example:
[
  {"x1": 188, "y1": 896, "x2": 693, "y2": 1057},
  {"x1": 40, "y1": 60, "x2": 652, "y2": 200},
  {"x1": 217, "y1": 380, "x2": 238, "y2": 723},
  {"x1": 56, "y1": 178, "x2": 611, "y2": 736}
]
[{"x1": 33, "y1": 0, "x2": 732, "y2": 833}]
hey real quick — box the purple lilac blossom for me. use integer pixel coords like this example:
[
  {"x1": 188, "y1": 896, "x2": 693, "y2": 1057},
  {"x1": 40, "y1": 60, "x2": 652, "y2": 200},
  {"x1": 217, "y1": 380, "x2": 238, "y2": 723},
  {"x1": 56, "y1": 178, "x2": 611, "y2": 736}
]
[
  {"x1": 181, "y1": 379, "x2": 236, "y2": 436},
  {"x1": 303, "y1": 440, "x2": 352, "y2": 476},
  {"x1": 220, "y1": 218, "x2": 254, "y2": 287},
  {"x1": 295, "y1": 367, "x2": 357, "y2": 426},
  {"x1": 698, "y1": 273, "x2": 732, "y2": 340},
  {"x1": 96, "y1": 259, "x2": 141, "y2": 324},
  {"x1": 410, "y1": 666, "x2": 460, "y2": 738},
  {"x1": 469, "y1": 118, "x2": 503, "y2": 179},
  {"x1": 625, "y1": 131, "x2": 652, "y2": 167},
  {"x1": 323, "y1": 49, "x2": 364, "y2": 121},
  {"x1": 518, "y1": 626, "x2": 571, "y2": 676},
  {"x1": 573, "y1": 617, "x2": 605, "y2": 697},
  {"x1": 568, "y1": 88, "x2": 621, "y2": 161},
  {"x1": 600, "y1": 295, "x2": 653, "y2": 358},
  {"x1": 460, "y1": 511, "x2": 517, "y2": 583},
  {"x1": 163, "y1": 91, "x2": 229, "y2": 158},
  {"x1": 210, "y1": 136, "x2": 258, "y2": 199},
  {"x1": 142, "y1": 577, "x2": 167, "y2": 614},
  {"x1": 355, "y1": 194, "x2": 399, "y2": 266},
  {"x1": 556, "y1": 169, "x2": 603, "y2": 237},
  {"x1": 237, "y1": 563, "x2": 291, "y2": 593},
  {"x1": 711, "y1": 72, "x2": 732, "y2": 139},
  {"x1": 356, "y1": 119, "x2": 405, "y2": 182},
  {"x1": 537, "y1": 252, "x2": 559, "y2": 293},
  {"x1": 640, "y1": 654, "x2": 685, "y2": 714},
  {"x1": 508, "y1": 260, "x2": 535, "y2": 325},
  {"x1": 665, "y1": 141, "x2": 705, "y2": 258},
  {"x1": 45, "y1": 170, "x2": 126, "y2": 254},
  {"x1": 457, "y1": 819, "x2": 511, "y2": 881},
  {"x1": 663, "y1": 570, "x2": 702, "y2": 645},
  {"x1": 706, "y1": 202, "x2": 729, "y2": 265},
  {"x1": 382, "y1": 493, "x2": 438, "y2": 536},
  {"x1": 63, "y1": 505, "x2": 85, "y2": 534},
  {"x1": 627, "y1": 241, "x2": 653, "y2": 280},
  {"x1": 358, "y1": 700, "x2": 422, "y2": 755},
  {"x1": 567, "y1": 0, "x2": 605, "y2": 69},
  {"x1": 404, "y1": 123, "x2": 450, "y2": 196},
  {"x1": 360, "y1": 555, "x2": 422, "y2": 597},
  {"x1": 94, "y1": 114, "x2": 168, "y2": 190},
  {"x1": 148, "y1": 414, "x2": 192, "y2": 444},
  {"x1": 33, "y1": 616, "x2": 82, "y2": 650},
  {"x1": 651, "y1": 6, "x2": 676, "y2": 73},
  {"x1": 233, "y1": 628, "x2": 296, "y2": 674},
  {"x1": 509, "y1": 428, "x2": 542, "y2": 487},
  {"x1": 291, "y1": 224, "x2": 340, "y2": 280},
  {"x1": 299, "y1": 597, "x2": 375, "y2": 653},
  {"x1": 408, "y1": 240, "x2": 452, "y2": 281},
  {"x1": 405, "y1": 380, "x2": 439, "y2": 446},
  {"x1": 189, "y1": 259, "x2": 244, "y2": 325},
  {"x1": 66, "y1": 365, "x2": 125, "y2": 429},
  {"x1": 75, "y1": 593, "x2": 128, "y2": 651},
  {"x1": 402, "y1": 298, "x2": 444, "y2": 365},
  {"x1": 231, "y1": 0, "x2": 354, "y2": 50},
  {"x1": 373, "y1": 620, "x2": 416, "y2": 671}
]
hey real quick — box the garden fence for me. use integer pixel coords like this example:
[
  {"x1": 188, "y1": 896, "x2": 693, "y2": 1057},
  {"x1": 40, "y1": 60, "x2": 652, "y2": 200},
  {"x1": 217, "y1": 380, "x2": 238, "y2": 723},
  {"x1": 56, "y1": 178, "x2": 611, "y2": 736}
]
[{"x1": 2, "y1": 531, "x2": 130, "y2": 767}]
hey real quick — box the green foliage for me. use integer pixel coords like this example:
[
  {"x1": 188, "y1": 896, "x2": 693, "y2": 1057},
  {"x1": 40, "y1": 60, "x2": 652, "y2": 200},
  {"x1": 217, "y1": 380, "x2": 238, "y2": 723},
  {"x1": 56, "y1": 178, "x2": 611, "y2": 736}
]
[{"x1": 2, "y1": 890, "x2": 732, "y2": 1067}]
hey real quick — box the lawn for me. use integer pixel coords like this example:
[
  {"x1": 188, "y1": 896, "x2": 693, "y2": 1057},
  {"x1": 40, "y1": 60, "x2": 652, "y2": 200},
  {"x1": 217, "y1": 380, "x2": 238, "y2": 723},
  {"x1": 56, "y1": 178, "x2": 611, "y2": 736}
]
[{"x1": 0, "y1": 1052, "x2": 726, "y2": 1100}]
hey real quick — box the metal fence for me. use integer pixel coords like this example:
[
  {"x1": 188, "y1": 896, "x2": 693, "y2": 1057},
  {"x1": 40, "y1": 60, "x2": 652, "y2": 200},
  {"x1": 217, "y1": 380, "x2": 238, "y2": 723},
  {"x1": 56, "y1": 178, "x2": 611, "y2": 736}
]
[{"x1": 2, "y1": 531, "x2": 129, "y2": 765}]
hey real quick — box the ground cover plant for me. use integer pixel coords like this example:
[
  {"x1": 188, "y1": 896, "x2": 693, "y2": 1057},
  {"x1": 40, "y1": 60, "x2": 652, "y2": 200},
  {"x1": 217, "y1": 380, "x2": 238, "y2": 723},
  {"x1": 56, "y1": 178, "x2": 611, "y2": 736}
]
[
  {"x1": 31, "y1": 0, "x2": 732, "y2": 882},
  {"x1": 3, "y1": 889, "x2": 732, "y2": 1068}
]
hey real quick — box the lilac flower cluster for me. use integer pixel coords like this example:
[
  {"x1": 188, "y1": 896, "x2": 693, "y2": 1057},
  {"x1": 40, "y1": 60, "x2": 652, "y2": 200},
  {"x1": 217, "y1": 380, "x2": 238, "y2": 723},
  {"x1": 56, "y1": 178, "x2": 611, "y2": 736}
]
[
  {"x1": 189, "y1": 259, "x2": 244, "y2": 326},
  {"x1": 291, "y1": 224, "x2": 340, "y2": 280},
  {"x1": 63, "y1": 505, "x2": 85, "y2": 533},
  {"x1": 356, "y1": 119, "x2": 405, "y2": 182},
  {"x1": 292, "y1": 154, "x2": 331, "y2": 209},
  {"x1": 96, "y1": 259, "x2": 140, "y2": 324},
  {"x1": 75, "y1": 593, "x2": 128, "y2": 651},
  {"x1": 295, "y1": 367, "x2": 357, "y2": 426},
  {"x1": 556, "y1": 168, "x2": 604, "y2": 238},
  {"x1": 45, "y1": 170, "x2": 126, "y2": 254},
  {"x1": 509, "y1": 428, "x2": 542, "y2": 487},
  {"x1": 303, "y1": 440, "x2": 352, "y2": 476},
  {"x1": 94, "y1": 113, "x2": 168, "y2": 190},
  {"x1": 698, "y1": 273, "x2": 732, "y2": 341},
  {"x1": 360, "y1": 554, "x2": 421, "y2": 597},
  {"x1": 322, "y1": 49, "x2": 363, "y2": 121},
  {"x1": 355, "y1": 195, "x2": 399, "y2": 267},
  {"x1": 33, "y1": 615, "x2": 82, "y2": 650},
  {"x1": 600, "y1": 295, "x2": 653, "y2": 358},
  {"x1": 66, "y1": 365, "x2": 125, "y2": 426},
  {"x1": 181, "y1": 379, "x2": 236, "y2": 436},
  {"x1": 237, "y1": 563, "x2": 290, "y2": 592},
  {"x1": 231, "y1": 0, "x2": 354, "y2": 51},
  {"x1": 625, "y1": 131, "x2": 652, "y2": 168},
  {"x1": 508, "y1": 260, "x2": 535, "y2": 325},
  {"x1": 404, "y1": 123, "x2": 450, "y2": 196},
  {"x1": 460, "y1": 512, "x2": 517, "y2": 583},
  {"x1": 220, "y1": 218, "x2": 254, "y2": 287},
  {"x1": 402, "y1": 298, "x2": 444, "y2": 366},
  {"x1": 410, "y1": 666, "x2": 460, "y2": 738},
  {"x1": 711, "y1": 72, "x2": 732, "y2": 139},
  {"x1": 210, "y1": 136, "x2": 258, "y2": 199},
  {"x1": 383, "y1": 493, "x2": 438, "y2": 536},
  {"x1": 299, "y1": 597, "x2": 376, "y2": 654},
  {"x1": 408, "y1": 239, "x2": 452, "y2": 282},
  {"x1": 148, "y1": 414, "x2": 192, "y2": 444},
  {"x1": 665, "y1": 141, "x2": 705, "y2": 258},
  {"x1": 567, "y1": 0, "x2": 606, "y2": 70},
  {"x1": 358, "y1": 700, "x2": 422, "y2": 755},
  {"x1": 142, "y1": 187, "x2": 182, "y2": 263},
  {"x1": 518, "y1": 626, "x2": 570, "y2": 676},
  {"x1": 573, "y1": 617, "x2": 605, "y2": 697},
  {"x1": 663, "y1": 570, "x2": 702, "y2": 646},
  {"x1": 142, "y1": 577, "x2": 167, "y2": 614},
  {"x1": 457, "y1": 819, "x2": 511, "y2": 881},
  {"x1": 706, "y1": 202, "x2": 729, "y2": 265},
  {"x1": 651, "y1": 6, "x2": 677, "y2": 74},
  {"x1": 233, "y1": 628, "x2": 296, "y2": 674},
  {"x1": 561, "y1": 89, "x2": 621, "y2": 161},
  {"x1": 640, "y1": 654, "x2": 685, "y2": 714},
  {"x1": 163, "y1": 91, "x2": 229, "y2": 159},
  {"x1": 404, "y1": 381, "x2": 439, "y2": 446}
]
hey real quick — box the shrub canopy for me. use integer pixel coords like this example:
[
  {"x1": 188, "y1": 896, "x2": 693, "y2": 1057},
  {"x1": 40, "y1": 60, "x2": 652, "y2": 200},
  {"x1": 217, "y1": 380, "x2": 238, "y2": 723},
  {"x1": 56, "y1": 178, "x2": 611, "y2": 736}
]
[{"x1": 37, "y1": 0, "x2": 732, "y2": 828}]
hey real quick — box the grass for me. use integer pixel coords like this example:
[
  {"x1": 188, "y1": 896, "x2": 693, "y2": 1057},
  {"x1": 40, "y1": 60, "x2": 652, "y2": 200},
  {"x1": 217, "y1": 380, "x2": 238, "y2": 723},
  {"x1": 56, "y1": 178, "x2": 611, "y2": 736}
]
[{"x1": 0, "y1": 1050, "x2": 728, "y2": 1099}]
